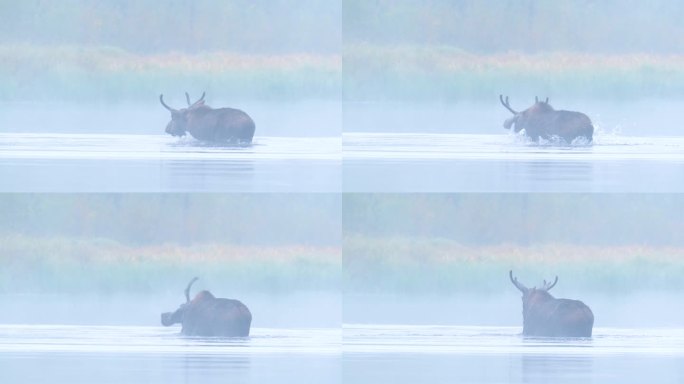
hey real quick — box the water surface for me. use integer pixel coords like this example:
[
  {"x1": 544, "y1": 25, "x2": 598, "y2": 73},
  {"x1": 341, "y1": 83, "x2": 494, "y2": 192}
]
[
  {"x1": 0, "y1": 325, "x2": 341, "y2": 384},
  {"x1": 344, "y1": 324, "x2": 684, "y2": 383},
  {"x1": 0, "y1": 133, "x2": 340, "y2": 192},
  {"x1": 344, "y1": 133, "x2": 684, "y2": 192}
]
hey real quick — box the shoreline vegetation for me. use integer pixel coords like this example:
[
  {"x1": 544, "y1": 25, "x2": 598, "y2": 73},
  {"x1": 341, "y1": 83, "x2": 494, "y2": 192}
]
[
  {"x1": 0, "y1": 234, "x2": 340, "y2": 294},
  {"x1": 0, "y1": 44, "x2": 341, "y2": 102},
  {"x1": 4, "y1": 44, "x2": 684, "y2": 102},
  {"x1": 344, "y1": 44, "x2": 684, "y2": 101},
  {"x1": 344, "y1": 235, "x2": 684, "y2": 294}
]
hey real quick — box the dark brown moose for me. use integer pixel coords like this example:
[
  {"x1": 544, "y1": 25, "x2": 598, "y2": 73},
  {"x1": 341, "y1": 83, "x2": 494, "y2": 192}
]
[
  {"x1": 161, "y1": 277, "x2": 252, "y2": 337},
  {"x1": 159, "y1": 92, "x2": 255, "y2": 144},
  {"x1": 499, "y1": 95, "x2": 594, "y2": 143},
  {"x1": 509, "y1": 270, "x2": 594, "y2": 337}
]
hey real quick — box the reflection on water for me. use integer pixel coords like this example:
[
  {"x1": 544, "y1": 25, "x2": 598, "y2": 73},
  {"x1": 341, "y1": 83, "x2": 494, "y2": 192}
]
[
  {"x1": 0, "y1": 325, "x2": 341, "y2": 384},
  {"x1": 344, "y1": 325, "x2": 684, "y2": 383},
  {"x1": 0, "y1": 134, "x2": 341, "y2": 192},
  {"x1": 2, "y1": 324, "x2": 682, "y2": 383},
  {"x1": 343, "y1": 133, "x2": 684, "y2": 192}
]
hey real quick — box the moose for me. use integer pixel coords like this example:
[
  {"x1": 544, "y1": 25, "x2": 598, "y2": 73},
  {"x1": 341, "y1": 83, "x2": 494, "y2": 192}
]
[
  {"x1": 161, "y1": 277, "x2": 252, "y2": 337},
  {"x1": 499, "y1": 95, "x2": 594, "y2": 143},
  {"x1": 509, "y1": 270, "x2": 594, "y2": 337},
  {"x1": 159, "y1": 92, "x2": 255, "y2": 144}
]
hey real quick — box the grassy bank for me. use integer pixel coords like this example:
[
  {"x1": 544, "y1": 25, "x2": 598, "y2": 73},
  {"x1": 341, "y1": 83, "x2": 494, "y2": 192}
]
[
  {"x1": 344, "y1": 44, "x2": 684, "y2": 101},
  {"x1": 0, "y1": 44, "x2": 341, "y2": 102},
  {"x1": 0, "y1": 234, "x2": 340, "y2": 294},
  {"x1": 6, "y1": 44, "x2": 684, "y2": 103},
  {"x1": 344, "y1": 235, "x2": 684, "y2": 294}
]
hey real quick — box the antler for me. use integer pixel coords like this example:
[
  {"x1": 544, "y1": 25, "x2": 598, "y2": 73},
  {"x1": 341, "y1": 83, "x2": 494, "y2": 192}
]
[
  {"x1": 185, "y1": 92, "x2": 206, "y2": 109},
  {"x1": 184, "y1": 277, "x2": 199, "y2": 302},
  {"x1": 184, "y1": 92, "x2": 206, "y2": 108},
  {"x1": 541, "y1": 276, "x2": 558, "y2": 291},
  {"x1": 499, "y1": 95, "x2": 517, "y2": 114},
  {"x1": 159, "y1": 94, "x2": 175, "y2": 112},
  {"x1": 509, "y1": 270, "x2": 528, "y2": 293}
]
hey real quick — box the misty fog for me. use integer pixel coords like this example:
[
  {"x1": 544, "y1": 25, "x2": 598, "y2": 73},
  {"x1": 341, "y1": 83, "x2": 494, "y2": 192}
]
[
  {"x1": 2, "y1": 1, "x2": 684, "y2": 383},
  {"x1": 343, "y1": 194, "x2": 684, "y2": 328},
  {"x1": 0, "y1": 194, "x2": 341, "y2": 328},
  {"x1": 0, "y1": 1, "x2": 342, "y2": 137}
]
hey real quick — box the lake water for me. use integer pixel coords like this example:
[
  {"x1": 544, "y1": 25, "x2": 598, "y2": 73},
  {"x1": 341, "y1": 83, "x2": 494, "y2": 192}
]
[
  {"x1": 344, "y1": 324, "x2": 684, "y2": 383},
  {"x1": 0, "y1": 325, "x2": 341, "y2": 384},
  {"x1": 343, "y1": 133, "x2": 684, "y2": 192},
  {"x1": 4, "y1": 132, "x2": 683, "y2": 192},
  {"x1": 0, "y1": 133, "x2": 340, "y2": 192},
  {"x1": 1, "y1": 323, "x2": 682, "y2": 383}
]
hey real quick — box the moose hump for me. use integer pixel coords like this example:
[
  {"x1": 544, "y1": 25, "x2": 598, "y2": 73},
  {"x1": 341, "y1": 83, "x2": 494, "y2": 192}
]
[
  {"x1": 499, "y1": 95, "x2": 594, "y2": 144},
  {"x1": 159, "y1": 92, "x2": 255, "y2": 144}
]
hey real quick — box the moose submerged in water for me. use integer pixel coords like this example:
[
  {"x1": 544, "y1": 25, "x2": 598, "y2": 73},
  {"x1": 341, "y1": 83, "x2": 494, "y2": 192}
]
[
  {"x1": 509, "y1": 270, "x2": 594, "y2": 337},
  {"x1": 159, "y1": 92, "x2": 255, "y2": 144},
  {"x1": 499, "y1": 95, "x2": 594, "y2": 144},
  {"x1": 161, "y1": 277, "x2": 252, "y2": 337}
]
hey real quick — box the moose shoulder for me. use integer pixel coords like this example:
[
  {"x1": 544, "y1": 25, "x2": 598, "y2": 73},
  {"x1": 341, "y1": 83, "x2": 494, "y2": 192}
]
[
  {"x1": 159, "y1": 92, "x2": 255, "y2": 144},
  {"x1": 161, "y1": 277, "x2": 252, "y2": 337},
  {"x1": 499, "y1": 95, "x2": 594, "y2": 143},
  {"x1": 509, "y1": 270, "x2": 594, "y2": 337}
]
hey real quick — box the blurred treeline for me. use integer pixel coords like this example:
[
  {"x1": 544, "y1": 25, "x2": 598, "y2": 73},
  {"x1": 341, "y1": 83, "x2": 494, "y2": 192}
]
[
  {"x1": 344, "y1": 194, "x2": 684, "y2": 293},
  {"x1": 343, "y1": 0, "x2": 684, "y2": 101},
  {"x1": 5, "y1": 1, "x2": 684, "y2": 102},
  {"x1": 9, "y1": 0, "x2": 684, "y2": 55},
  {"x1": 0, "y1": 0, "x2": 341, "y2": 53},
  {"x1": 344, "y1": 194, "x2": 684, "y2": 246},
  {"x1": 344, "y1": 237, "x2": 684, "y2": 293},
  {"x1": 0, "y1": 194, "x2": 340, "y2": 246},
  {"x1": 0, "y1": 0, "x2": 341, "y2": 102},
  {"x1": 0, "y1": 194, "x2": 341, "y2": 293},
  {"x1": 344, "y1": 0, "x2": 684, "y2": 54}
]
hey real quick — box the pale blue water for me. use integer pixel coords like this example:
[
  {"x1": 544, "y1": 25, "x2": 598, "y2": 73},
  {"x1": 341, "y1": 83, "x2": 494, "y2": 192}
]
[
  {"x1": 3, "y1": 324, "x2": 681, "y2": 383},
  {"x1": 0, "y1": 133, "x2": 341, "y2": 192},
  {"x1": 4, "y1": 131, "x2": 684, "y2": 192},
  {"x1": 344, "y1": 325, "x2": 684, "y2": 383},
  {"x1": 343, "y1": 133, "x2": 684, "y2": 192},
  {"x1": 0, "y1": 325, "x2": 341, "y2": 384}
]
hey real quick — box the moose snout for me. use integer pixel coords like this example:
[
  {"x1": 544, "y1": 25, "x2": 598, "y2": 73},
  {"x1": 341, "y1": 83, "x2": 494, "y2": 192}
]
[
  {"x1": 503, "y1": 116, "x2": 516, "y2": 130},
  {"x1": 161, "y1": 312, "x2": 175, "y2": 326},
  {"x1": 165, "y1": 123, "x2": 186, "y2": 137}
]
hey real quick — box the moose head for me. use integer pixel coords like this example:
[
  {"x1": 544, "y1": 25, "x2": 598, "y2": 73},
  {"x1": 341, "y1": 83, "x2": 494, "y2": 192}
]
[
  {"x1": 500, "y1": 95, "x2": 552, "y2": 133},
  {"x1": 159, "y1": 92, "x2": 206, "y2": 137}
]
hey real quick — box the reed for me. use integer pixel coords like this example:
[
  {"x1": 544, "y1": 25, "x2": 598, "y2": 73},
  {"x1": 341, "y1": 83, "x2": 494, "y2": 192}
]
[
  {"x1": 0, "y1": 44, "x2": 341, "y2": 102},
  {"x1": 0, "y1": 234, "x2": 340, "y2": 294},
  {"x1": 344, "y1": 44, "x2": 684, "y2": 101},
  {"x1": 344, "y1": 235, "x2": 684, "y2": 294}
]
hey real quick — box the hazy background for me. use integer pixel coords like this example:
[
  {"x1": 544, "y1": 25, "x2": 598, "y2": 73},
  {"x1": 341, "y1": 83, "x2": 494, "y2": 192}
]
[
  {"x1": 0, "y1": 0, "x2": 342, "y2": 135},
  {"x1": 342, "y1": 0, "x2": 684, "y2": 134},
  {"x1": 343, "y1": 194, "x2": 684, "y2": 327},
  {"x1": 0, "y1": 194, "x2": 341, "y2": 327}
]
